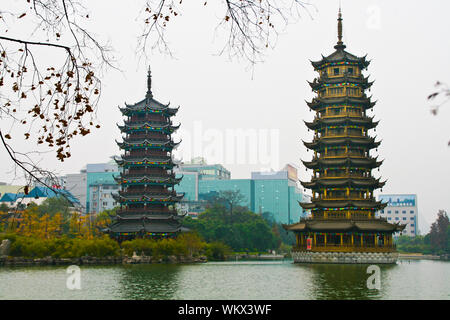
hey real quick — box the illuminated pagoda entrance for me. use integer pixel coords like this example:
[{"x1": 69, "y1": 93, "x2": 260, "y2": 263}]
[
  {"x1": 283, "y1": 9, "x2": 405, "y2": 264},
  {"x1": 105, "y1": 67, "x2": 185, "y2": 241}
]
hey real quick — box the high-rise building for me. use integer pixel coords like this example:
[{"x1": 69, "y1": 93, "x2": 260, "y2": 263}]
[
  {"x1": 377, "y1": 194, "x2": 419, "y2": 237},
  {"x1": 65, "y1": 169, "x2": 87, "y2": 212},
  {"x1": 89, "y1": 181, "x2": 119, "y2": 215},
  {"x1": 174, "y1": 162, "x2": 307, "y2": 224},
  {"x1": 283, "y1": 9, "x2": 405, "y2": 264},
  {"x1": 85, "y1": 161, "x2": 119, "y2": 213},
  {"x1": 105, "y1": 68, "x2": 185, "y2": 240}
]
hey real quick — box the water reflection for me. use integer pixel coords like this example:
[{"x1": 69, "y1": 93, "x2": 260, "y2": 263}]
[
  {"x1": 294, "y1": 263, "x2": 397, "y2": 299},
  {"x1": 117, "y1": 264, "x2": 183, "y2": 299},
  {"x1": 0, "y1": 260, "x2": 447, "y2": 299}
]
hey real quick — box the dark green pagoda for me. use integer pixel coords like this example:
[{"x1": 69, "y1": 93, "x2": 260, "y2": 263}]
[
  {"x1": 106, "y1": 67, "x2": 185, "y2": 241},
  {"x1": 283, "y1": 9, "x2": 405, "y2": 263}
]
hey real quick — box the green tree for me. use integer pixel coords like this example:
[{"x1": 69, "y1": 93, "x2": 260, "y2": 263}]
[
  {"x1": 36, "y1": 197, "x2": 72, "y2": 219},
  {"x1": 216, "y1": 190, "x2": 247, "y2": 222},
  {"x1": 429, "y1": 210, "x2": 449, "y2": 254},
  {"x1": 183, "y1": 206, "x2": 278, "y2": 252}
]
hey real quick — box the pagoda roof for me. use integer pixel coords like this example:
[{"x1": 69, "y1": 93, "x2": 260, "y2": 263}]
[
  {"x1": 107, "y1": 219, "x2": 183, "y2": 234},
  {"x1": 114, "y1": 175, "x2": 182, "y2": 185},
  {"x1": 114, "y1": 213, "x2": 185, "y2": 221},
  {"x1": 114, "y1": 155, "x2": 174, "y2": 165},
  {"x1": 117, "y1": 122, "x2": 180, "y2": 133},
  {"x1": 311, "y1": 48, "x2": 370, "y2": 70},
  {"x1": 112, "y1": 193, "x2": 184, "y2": 202},
  {"x1": 116, "y1": 139, "x2": 181, "y2": 149},
  {"x1": 306, "y1": 96, "x2": 376, "y2": 110},
  {"x1": 299, "y1": 199, "x2": 387, "y2": 210},
  {"x1": 303, "y1": 136, "x2": 381, "y2": 150},
  {"x1": 304, "y1": 116, "x2": 378, "y2": 130},
  {"x1": 300, "y1": 177, "x2": 386, "y2": 189},
  {"x1": 302, "y1": 157, "x2": 383, "y2": 169},
  {"x1": 283, "y1": 219, "x2": 405, "y2": 233},
  {"x1": 308, "y1": 75, "x2": 373, "y2": 91}
]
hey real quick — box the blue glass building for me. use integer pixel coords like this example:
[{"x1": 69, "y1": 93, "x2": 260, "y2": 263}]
[{"x1": 175, "y1": 163, "x2": 307, "y2": 224}]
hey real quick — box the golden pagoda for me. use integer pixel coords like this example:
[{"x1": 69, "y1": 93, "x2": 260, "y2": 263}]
[{"x1": 283, "y1": 9, "x2": 405, "y2": 263}]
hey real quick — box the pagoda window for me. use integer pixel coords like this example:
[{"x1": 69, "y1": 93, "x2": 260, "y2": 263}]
[
  {"x1": 347, "y1": 87, "x2": 361, "y2": 96},
  {"x1": 329, "y1": 88, "x2": 343, "y2": 96},
  {"x1": 333, "y1": 68, "x2": 340, "y2": 75},
  {"x1": 347, "y1": 67, "x2": 354, "y2": 75}
]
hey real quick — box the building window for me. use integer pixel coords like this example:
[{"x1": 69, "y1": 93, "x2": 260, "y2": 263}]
[
  {"x1": 395, "y1": 217, "x2": 399, "y2": 220},
  {"x1": 402, "y1": 210, "x2": 406, "y2": 214},
  {"x1": 334, "y1": 68, "x2": 339, "y2": 75},
  {"x1": 387, "y1": 210, "x2": 391, "y2": 214},
  {"x1": 380, "y1": 210, "x2": 384, "y2": 213},
  {"x1": 403, "y1": 217, "x2": 406, "y2": 221},
  {"x1": 395, "y1": 210, "x2": 399, "y2": 214},
  {"x1": 411, "y1": 224, "x2": 415, "y2": 227},
  {"x1": 410, "y1": 210, "x2": 414, "y2": 214},
  {"x1": 347, "y1": 67, "x2": 353, "y2": 75}
]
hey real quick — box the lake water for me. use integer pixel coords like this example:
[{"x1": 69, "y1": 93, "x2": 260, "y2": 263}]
[{"x1": 0, "y1": 259, "x2": 449, "y2": 300}]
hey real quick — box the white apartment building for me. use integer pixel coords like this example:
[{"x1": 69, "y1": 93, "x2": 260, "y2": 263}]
[{"x1": 377, "y1": 194, "x2": 418, "y2": 237}]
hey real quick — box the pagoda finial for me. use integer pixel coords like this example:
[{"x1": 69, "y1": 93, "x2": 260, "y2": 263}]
[
  {"x1": 335, "y1": 4, "x2": 346, "y2": 50},
  {"x1": 146, "y1": 65, "x2": 153, "y2": 98}
]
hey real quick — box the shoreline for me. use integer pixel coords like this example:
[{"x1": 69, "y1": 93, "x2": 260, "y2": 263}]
[
  {"x1": 0, "y1": 255, "x2": 208, "y2": 267},
  {"x1": 398, "y1": 253, "x2": 443, "y2": 260}
]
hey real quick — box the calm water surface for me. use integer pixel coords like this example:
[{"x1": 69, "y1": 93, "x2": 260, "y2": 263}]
[{"x1": 0, "y1": 259, "x2": 449, "y2": 299}]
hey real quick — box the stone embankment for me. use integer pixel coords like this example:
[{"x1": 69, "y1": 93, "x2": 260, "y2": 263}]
[
  {"x1": 0, "y1": 237, "x2": 208, "y2": 267},
  {"x1": 0, "y1": 254, "x2": 208, "y2": 267}
]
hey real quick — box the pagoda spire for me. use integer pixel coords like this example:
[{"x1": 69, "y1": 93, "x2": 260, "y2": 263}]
[
  {"x1": 146, "y1": 65, "x2": 153, "y2": 98},
  {"x1": 334, "y1": 5, "x2": 346, "y2": 50}
]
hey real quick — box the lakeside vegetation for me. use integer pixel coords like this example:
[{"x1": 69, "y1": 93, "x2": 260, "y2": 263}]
[
  {"x1": 396, "y1": 210, "x2": 449, "y2": 255},
  {"x1": 2, "y1": 194, "x2": 449, "y2": 260},
  {"x1": 0, "y1": 192, "x2": 292, "y2": 261}
]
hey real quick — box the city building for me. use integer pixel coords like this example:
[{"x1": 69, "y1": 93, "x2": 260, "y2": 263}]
[
  {"x1": 0, "y1": 184, "x2": 25, "y2": 199},
  {"x1": 177, "y1": 157, "x2": 231, "y2": 180},
  {"x1": 377, "y1": 194, "x2": 418, "y2": 237},
  {"x1": 0, "y1": 186, "x2": 80, "y2": 209},
  {"x1": 89, "y1": 181, "x2": 119, "y2": 215},
  {"x1": 104, "y1": 67, "x2": 185, "y2": 240},
  {"x1": 85, "y1": 160, "x2": 119, "y2": 213},
  {"x1": 64, "y1": 169, "x2": 87, "y2": 212},
  {"x1": 283, "y1": 9, "x2": 405, "y2": 264},
  {"x1": 175, "y1": 162, "x2": 307, "y2": 224}
]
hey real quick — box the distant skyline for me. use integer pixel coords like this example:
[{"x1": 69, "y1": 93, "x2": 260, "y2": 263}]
[{"x1": 1, "y1": 0, "x2": 449, "y2": 234}]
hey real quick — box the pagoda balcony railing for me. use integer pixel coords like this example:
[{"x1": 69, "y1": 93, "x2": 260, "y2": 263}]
[
  {"x1": 125, "y1": 119, "x2": 170, "y2": 126},
  {"x1": 122, "y1": 139, "x2": 171, "y2": 145},
  {"x1": 120, "y1": 190, "x2": 178, "y2": 196},
  {"x1": 125, "y1": 133, "x2": 168, "y2": 140},
  {"x1": 292, "y1": 244, "x2": 397, "y2": 253},
  {"x1": 318, "y1": 173, "x2": 368, "y2": 178},
  {"x1": 311, "y1": 212, "x2": 377, "y2": 220},
  {"x1": 121, "y1": 173, "x2": 175, "y2": 179},
  {"x1": 121, "y1": 153, "x2": 170, "y2": 160},
  {"x1": 117, "y1": 209, "x2": 178, "y2": 215},
  {"x1": 314, "y1": 197, "x2": 373, "y2": 201},
  {"x1": 122, "y1": 170, "x2": 172, "y2": 176},
  {"x1": 322, "y1": 133, "x2": 366, "y2": 138},
  {"x1": 314, "y1": 134, "x2": 367, "y2": 140},
  {"x1": 123, "y1": 151, "x2": 170, "y2": 158},
  {"x1": 320, "y1": 111, "x2": 362, "y2": 118},
  {"x1": 321, "y1": 154, "x2": 366, "y2": 159}
]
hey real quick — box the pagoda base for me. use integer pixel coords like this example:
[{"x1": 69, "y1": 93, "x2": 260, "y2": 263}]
[{"x1": 292, "y1": 251, "x2": 398, "y2": 264}]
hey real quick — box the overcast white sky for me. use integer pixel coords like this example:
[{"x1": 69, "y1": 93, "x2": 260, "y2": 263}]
[{"x1": 1, "y1": 0, "x2": 449, "y2": 233}]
